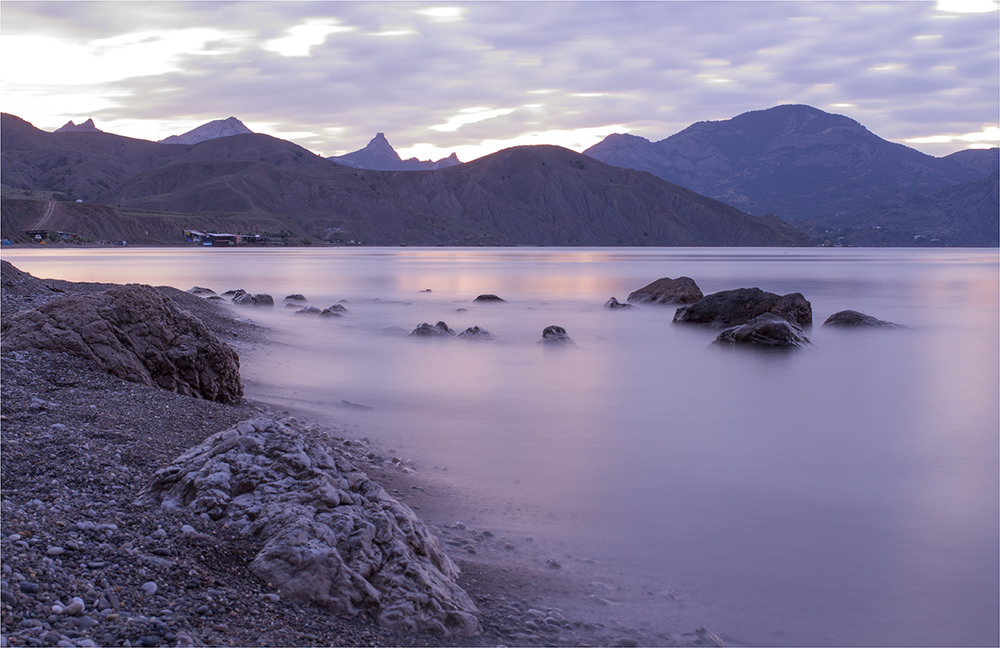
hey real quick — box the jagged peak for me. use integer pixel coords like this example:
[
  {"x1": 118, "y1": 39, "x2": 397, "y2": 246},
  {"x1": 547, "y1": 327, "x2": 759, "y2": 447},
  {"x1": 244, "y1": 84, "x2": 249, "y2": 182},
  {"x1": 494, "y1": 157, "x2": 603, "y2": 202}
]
[{"x1": 54, "y1": 118, "x2": 101, "y2": 133}]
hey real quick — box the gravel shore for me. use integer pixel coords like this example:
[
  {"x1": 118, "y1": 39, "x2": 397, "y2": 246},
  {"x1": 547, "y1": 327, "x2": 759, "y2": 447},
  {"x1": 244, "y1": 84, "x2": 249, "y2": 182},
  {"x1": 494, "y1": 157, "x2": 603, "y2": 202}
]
[{"x1": 1, "y1": 266, "x2": 722, "y2": 647}]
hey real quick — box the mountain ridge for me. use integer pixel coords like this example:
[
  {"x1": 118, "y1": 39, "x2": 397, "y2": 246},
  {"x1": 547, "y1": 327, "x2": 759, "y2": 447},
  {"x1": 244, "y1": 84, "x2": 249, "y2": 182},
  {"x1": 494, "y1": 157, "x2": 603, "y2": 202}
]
[{"x1": 2, "y1": 113, "x2": 805, "y2": 247}]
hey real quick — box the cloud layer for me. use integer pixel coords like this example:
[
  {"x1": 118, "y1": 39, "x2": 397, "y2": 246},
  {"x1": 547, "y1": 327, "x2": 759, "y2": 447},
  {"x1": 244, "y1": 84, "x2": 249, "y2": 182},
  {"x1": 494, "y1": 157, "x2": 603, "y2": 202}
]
[{"x1": 1, "y1": 1, "x2": 997, "y2": 159}]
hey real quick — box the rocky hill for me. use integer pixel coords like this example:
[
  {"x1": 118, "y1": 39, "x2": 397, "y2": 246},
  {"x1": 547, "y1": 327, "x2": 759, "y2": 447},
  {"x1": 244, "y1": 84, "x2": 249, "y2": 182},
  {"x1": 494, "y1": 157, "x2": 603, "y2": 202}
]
[
  {"x1": 1, "y1": 113, "x2": 806, "y2": 247},
  {"x1": 584, "y1": 105, "x2": 997, "y2": 246},
  {"x1": 158, "y1": 117, "x2": 254, "y2": 145},
  {"x1": 329, "y1": 133, "x2": 461, "y2": 171}
]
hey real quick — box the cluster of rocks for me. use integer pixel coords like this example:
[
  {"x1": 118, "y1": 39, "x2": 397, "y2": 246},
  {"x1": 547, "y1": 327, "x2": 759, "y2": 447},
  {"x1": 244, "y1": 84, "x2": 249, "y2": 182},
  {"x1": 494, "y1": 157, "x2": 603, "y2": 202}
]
[
  {"x1": 2, "y1": 262, "x2": 731, "y2": 647},
  {"x1": 606, "y1": 275, "x2": 903, "y2": 349}
]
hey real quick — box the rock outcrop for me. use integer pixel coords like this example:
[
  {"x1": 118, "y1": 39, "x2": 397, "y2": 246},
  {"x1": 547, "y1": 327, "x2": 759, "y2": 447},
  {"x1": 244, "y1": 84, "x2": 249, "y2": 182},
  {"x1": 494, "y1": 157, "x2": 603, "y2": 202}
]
[
  {"x1": 408, "y1": 321, "x2": 456, "y2": 337},
  {"x1": 673, "y1": 287, "x2": 812, "y2": 327},
  {"x1": 714, "y1": 313, "x2": 810, "y2": 348},
  {"x1": 137, "y1": 418, "x2": 481, "y2": 637},
  {"x1": 457, "y1": 326, "x2": 493, "y2": 340},
  {"x1": 1, "y1": 283, "x2": 243, "y2": 403},
  {"x1": 627, "y1": 277, "x2": 703, "y2": 305},
  {"x1": 823, "y1": 310, "x2": 902, "y2": 328},
  {"x1": 604, "y1": 297, "x2": 635, "y2": 309},
  {"x1": 473, "y1": 294, "x2": 506, "y2": 303},
  {"x1": 539, "y1": 325, "x2": 574, "y2": 345}
]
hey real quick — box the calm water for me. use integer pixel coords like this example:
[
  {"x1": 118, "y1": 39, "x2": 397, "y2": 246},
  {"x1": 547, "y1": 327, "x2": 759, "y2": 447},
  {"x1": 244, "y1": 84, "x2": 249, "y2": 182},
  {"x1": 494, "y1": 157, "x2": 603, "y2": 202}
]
[{"x1": 4, "y1": 247, "x2": 998, "y2": 647}]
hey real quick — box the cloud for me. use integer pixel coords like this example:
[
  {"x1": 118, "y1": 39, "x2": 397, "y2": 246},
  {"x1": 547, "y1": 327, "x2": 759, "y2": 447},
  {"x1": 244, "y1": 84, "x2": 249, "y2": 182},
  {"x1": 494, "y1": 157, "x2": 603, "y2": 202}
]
[{"x1": 1, "y1": 1, "x2": 996, "y2": 159}]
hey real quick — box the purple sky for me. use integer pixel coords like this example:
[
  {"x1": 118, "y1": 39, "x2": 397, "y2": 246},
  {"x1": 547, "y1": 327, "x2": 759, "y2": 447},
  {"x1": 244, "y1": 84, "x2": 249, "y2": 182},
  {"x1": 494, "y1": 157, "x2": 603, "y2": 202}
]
[{"x1": 1, "y1": 1, "x2": 997, "y2": 161}]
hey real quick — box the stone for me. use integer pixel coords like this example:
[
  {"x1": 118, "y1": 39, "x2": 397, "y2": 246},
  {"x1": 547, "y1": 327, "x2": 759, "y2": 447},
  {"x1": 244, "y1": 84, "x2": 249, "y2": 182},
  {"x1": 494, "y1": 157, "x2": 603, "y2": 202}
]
[
  {"x1": 408, "y1": 321, "x2": 456, "y2": 337},
  {"x1": 321, "y1": 304, "x2": 349, "y2": 317},
  {"x1": 1, "y1": 284, "x2": 243, "y2": 403},
  {"x1": 673, "y1": 287, "x2": 812, "y2": 327},
  {"x1": 137, "y1": 418, "x2": 481, "y2": 637},
  {"x1": 284, "y1": 294, "x2": 307, "y2": 302},
  {"x1": 186, "y1": 287, "x2": 216, "y2": 296},
  {"x1": 293, "y1": 307, "x2": 323, "y2": 316},
  {"x1": 141, "y1": 582, "x2": 157, "y2": 596},
  {"x1": 823, "y1": 310, "x2": 902, "y2": 328},
  {"x1": 457, "y1": 326, "x2": 493, "y2": 340},
  {"x1": 627, "y1": 277, "x2": 703, "y2": 305},
  {"x1": 232, "y1": 293, "x2": 274, "y2": 307},
  {"x1": 604, "y1": 297, "x2": 635, "y2": 309},
  {"x1": 714, "y1": 313, "x2": 810, "y2": 349},
  {"x1": 473, "y1": 294, "x2": 506, "y2": 302},
  {"x1": 539, "y1": 326, "x2": 574, "y2": 345}
]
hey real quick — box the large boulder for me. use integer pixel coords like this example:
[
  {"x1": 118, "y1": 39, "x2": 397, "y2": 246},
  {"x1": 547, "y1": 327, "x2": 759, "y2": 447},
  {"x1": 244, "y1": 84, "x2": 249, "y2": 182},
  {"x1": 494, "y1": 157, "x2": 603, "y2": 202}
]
[
  {"x1": 137, "y1": 418, "x2": 481, "y2": 637},
  {"x1": 714, "y1": 313, "x2": 811, "y2": 348},
  {"x1": 627, "y1": 277, "x2": 703, "y2": 305},
  {"x1": 1, "y1": 283, "x2": 243, "y2": 403},
  {"x1": 823, "y1": 310, "x2": 902, "y2": 328},
  {"x1": 673, "y1": 287, "x2": 812, "y2": 327}
]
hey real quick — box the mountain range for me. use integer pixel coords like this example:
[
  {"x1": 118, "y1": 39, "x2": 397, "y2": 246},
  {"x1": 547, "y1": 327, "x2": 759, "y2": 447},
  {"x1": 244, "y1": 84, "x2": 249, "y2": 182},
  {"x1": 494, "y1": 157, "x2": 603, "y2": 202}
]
[
  {"x1": 2, "y1": 105, "x2": 996, "y2": 247},
  {"x1": 584, "y1": 104, "x2": 997, "y2": 246},
  {"x1": 0, "y1": 113, "x2": 805, "y2": 247}
]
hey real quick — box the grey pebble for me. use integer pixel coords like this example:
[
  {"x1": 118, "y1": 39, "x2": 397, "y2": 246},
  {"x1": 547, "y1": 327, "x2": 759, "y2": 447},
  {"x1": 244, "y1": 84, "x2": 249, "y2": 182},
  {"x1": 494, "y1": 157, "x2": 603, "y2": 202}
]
[{"x1": 140, "y1": 581, "x2": 157, "y2": 596}]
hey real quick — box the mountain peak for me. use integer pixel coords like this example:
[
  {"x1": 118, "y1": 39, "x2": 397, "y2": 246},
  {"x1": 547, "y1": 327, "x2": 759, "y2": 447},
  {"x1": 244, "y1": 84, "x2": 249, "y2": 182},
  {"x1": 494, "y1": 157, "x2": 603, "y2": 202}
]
[
  {"x1": 159, "y1": 117, "x2": 254, "y2": 145},
  {"x1": 329, "y1": 133, "x2": 460, "y2": 171},
  {"x1": 54, "y1": 118, "x2": 101, "y2": 133}
]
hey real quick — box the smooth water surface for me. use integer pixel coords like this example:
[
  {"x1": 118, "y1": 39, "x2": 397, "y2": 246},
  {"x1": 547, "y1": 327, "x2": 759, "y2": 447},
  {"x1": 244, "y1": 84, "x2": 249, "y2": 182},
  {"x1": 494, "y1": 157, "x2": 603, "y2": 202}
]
[{"x1": 4, "y1": 247, "x2": 997, "y2": 646}]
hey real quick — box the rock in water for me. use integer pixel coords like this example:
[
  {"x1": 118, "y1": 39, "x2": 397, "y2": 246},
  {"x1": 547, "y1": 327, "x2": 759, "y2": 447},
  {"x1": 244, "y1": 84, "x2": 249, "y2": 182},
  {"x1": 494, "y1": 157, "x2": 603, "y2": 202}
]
[
  {"x1": 604, "y1": 297, "x2": 635, "y2": 309},
  {"x1": 408, "y1": 321, "x2": 456, "y2": 337},
  {"x1": 673, "y1": 287, "x2": 812, "y2": 327},
  {"x1": 137, "y1": 419, "x2": 481, "y2": 637},
  {"x1": 823, "y1": 310, "x2": 902, "y2": 328},
  {"x1": 1, "y1": 283, "x2": 243, "y2": 403},
  {"x1": 714, "y1": 312, "x2": 810, "y2": 348},
  {"x1": 539, "y1": 325, "x2": 574, "y2": 345},
  {"x1": 627, "y1": 276, "x2": 703, "y2": 305},
  {"x1": 473, "y1": 294, "x2": 506, "y2": 302}
]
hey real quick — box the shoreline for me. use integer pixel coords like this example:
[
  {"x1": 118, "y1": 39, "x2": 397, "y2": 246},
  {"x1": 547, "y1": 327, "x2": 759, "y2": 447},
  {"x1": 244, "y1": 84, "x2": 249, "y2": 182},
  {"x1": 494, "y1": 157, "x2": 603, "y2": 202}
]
[{"x1": 0, "y1": 262, "x2": 720, "y2": 647}]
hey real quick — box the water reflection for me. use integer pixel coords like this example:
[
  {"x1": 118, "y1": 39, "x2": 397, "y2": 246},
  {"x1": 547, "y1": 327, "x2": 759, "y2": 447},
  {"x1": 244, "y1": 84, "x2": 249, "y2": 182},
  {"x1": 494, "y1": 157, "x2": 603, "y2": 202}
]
[{"x1": 3, "y1": 247, "x2": 997, "y2": 647}]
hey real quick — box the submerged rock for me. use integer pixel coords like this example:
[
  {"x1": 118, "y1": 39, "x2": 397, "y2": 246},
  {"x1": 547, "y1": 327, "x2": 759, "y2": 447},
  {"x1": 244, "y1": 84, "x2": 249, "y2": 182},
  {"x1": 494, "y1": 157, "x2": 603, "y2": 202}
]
[
  {"x1": 233, "y1": 292, "x2": 274, "y2": 307},
  {"x1": 137, "y1": 418, "x2": 481, "y2": 637},
  {"x1": 714, "y1": 312, "x2": 810, "y2": 348},
  {"x1": 823, "y1": 310, "x2": 902, "y2": 328},
  {"x1": 1, "y1": 283, "x2": 243, "y2": 402},
  {"x1": 673, "y1": 287, "x2": 812, "y2": 327},
  {"x1": 604, "y1": 297, "x2": 635, "y2": 309},
  {"x1": 473, "y1": 294, "x2": 506, "y2": 303},
  {"x1": 457, "y1": 325, "x2": 493, "y2": 340},
  {"x1": 627, "y1": 277, "x2": 703, "y2": 305},
  {"x1": 409, "y1": 321, "x2": 456, "y2": 337},
  {"x1": 293, "y1": 306, "x2": 323, "y2": 316},
  {"x1": 284, "y1": 294, "x2": 308, "y2": 302},
  {"x1": 539, "y1": 325, "x2": 574, "y2": 345}
]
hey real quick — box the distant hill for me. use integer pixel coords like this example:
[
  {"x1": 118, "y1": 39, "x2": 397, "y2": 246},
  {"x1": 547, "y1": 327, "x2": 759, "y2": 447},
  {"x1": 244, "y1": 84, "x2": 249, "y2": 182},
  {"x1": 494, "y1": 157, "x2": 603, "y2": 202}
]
[
  {"x1": 829, "y1": 172, "x2": 999, "y2": 247},
  {"x1": 158, "y1": 117, "x2": 254, "y2": 145},
  {"x1": 329, "y1": 133, "x2": 461, "y2": 171},
  {"x1": 584, "y1": 105, "x2": 996, "y2": 246},
  {"x1": 1, "y1": 113, "x2": 806, "y2": 247}
]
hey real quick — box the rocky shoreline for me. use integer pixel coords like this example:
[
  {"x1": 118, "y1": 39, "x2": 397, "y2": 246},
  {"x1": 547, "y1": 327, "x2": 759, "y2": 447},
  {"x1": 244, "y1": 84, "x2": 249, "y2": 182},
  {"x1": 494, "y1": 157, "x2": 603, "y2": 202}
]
[{"x1": 1, "y1": 262, "x2": 724, "y2": 647}]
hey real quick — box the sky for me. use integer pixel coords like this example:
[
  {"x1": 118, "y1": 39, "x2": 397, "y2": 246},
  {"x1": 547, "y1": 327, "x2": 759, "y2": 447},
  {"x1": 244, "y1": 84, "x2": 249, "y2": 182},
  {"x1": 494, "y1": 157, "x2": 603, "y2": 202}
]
[{"x1": 1, "y1": 0, "x2": 998, "y2": 162}]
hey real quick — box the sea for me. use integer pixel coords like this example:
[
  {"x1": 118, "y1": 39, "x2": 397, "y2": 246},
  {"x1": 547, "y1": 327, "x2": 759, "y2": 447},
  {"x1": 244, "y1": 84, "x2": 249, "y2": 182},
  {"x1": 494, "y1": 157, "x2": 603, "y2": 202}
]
[{"x1": 3, "y1": 246, "x2": 998, "y2": 647}]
